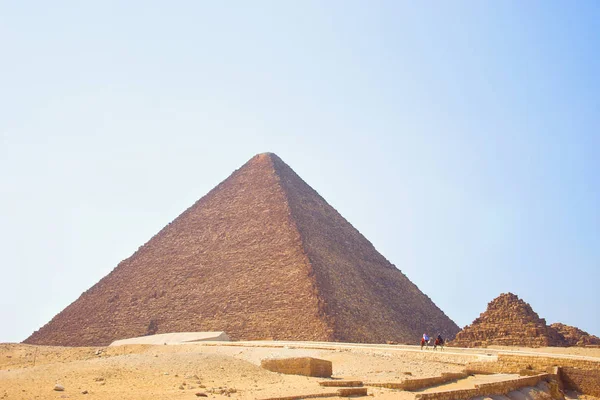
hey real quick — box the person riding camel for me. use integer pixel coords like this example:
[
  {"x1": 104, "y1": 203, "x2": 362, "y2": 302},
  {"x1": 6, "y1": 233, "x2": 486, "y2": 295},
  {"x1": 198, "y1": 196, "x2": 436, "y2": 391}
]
[
  {"x1": 435, "y1": 334, "x2": 444, "y2": 351},
  {"x1": 421, "y1": 333, "x2": 430, "y2": 350}
]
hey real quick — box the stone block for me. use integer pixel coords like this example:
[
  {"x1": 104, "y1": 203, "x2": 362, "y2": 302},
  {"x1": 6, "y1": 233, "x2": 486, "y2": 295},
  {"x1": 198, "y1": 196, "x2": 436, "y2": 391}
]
[
  {"x1": 260, "y1": 357, "x2": 332, "y2": 378},
  {"x1": 319, "y1": 380, "x2": 363, "y2": 387},
  {"x1": 560, "y1": 367, "x2": 600, "y2": 397},
  {"x1": 338, "y1": 387, "x2": 368, "y2": 397}
]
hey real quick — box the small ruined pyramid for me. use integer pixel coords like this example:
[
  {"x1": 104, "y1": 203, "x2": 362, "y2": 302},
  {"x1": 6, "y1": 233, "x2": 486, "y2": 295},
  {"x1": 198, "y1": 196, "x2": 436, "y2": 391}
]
[
  {"x1": 550, "y1": 323, "x2": 600, "y2": 347},
  {"x1": 450, "y1": 293, "x2": 564, "y2": 348},
  {"x1": 25, "y1": 153, "x2": 459, "y2": 346}
]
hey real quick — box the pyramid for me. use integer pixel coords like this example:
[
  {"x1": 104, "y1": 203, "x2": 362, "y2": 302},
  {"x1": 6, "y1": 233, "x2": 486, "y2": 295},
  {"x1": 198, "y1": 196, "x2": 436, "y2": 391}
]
[
  {"x1": 25, "y1": 153, "x2": 459, "y2": 346},
  {"x1": 449, "y1": 293, "x2": 564, "y2": 348},
  {"x1": 550, "y1": 323, "x2": 600, "y2": 347}
]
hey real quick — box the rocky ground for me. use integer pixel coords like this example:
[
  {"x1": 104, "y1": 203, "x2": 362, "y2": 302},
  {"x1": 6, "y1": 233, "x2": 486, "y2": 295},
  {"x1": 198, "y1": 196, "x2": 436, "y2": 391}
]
[{"x1": 0, "y1": 341, "x2": 598, "y2": 400}]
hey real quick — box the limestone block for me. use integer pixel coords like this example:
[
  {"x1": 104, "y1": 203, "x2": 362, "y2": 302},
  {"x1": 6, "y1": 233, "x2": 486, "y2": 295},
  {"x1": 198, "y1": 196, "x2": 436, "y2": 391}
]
[
  {"x1": 260, "y1": 357, "x2": 332, "y2": 378},
  {"x1": 337, "y1": 387, "x2": 368, "y2": 397},
  {"x1": 319, "y1": 380, "x2": 363, "y2": 387}
]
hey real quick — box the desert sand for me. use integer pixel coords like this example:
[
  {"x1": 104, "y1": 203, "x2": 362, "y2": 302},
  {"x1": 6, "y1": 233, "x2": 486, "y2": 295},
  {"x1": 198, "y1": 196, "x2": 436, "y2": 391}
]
[{"x1": 1, "y1": 341, "x2": 598, "y2": 400}]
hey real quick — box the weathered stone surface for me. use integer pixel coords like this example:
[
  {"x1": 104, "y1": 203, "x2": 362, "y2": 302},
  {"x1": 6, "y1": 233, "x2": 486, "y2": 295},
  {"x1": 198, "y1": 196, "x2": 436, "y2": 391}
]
[
  {"x1": 259, "y1": 393, "x2": 338, "y2": 400},
  {"x1": 465, "y1": 354, "x2": 600, "y2": 397},
  {"x1": 368, "y1": 372, "x2": 468, "y2": 391},
  {"x1": 449, "y1": 293, "x2": 565, "y2": 348},
  {"x1": 549, "y1": 323, "x2": 600, "y2": 347},
  {"x1": 414, "y1": 374, "x2": 553, "y2": 400},
  {"x1": 24, "y1": 153, "x2": 459, "y2": 346},
  {"x1": 559, "y1": 366, "x2": 600, "y2": 397},
  {"x1": 260, "y1": 357, "x2": 332, "y2": 378},
  {"x1": 319, "y1": 381, "x2": 363, "y2": 387},
  {"x1": 337, "y1": 387, "x2": 368, "y2": 396}
]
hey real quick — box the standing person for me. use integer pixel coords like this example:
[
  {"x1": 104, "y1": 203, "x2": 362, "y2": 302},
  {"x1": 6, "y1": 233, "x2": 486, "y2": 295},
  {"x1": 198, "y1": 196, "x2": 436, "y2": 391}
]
[
  {"x1": 420, "y1": 335, "x2": 426, "y2": 350},
  {"x1": 422, "y1": 333, "x2": 430, "y2": 350}
]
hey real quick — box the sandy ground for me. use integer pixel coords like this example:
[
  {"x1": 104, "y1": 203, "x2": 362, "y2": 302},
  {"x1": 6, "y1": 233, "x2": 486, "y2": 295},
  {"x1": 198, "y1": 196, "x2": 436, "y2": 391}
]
[{"x1": 0, "y1": 341, "x2": 598, "y2": 400}]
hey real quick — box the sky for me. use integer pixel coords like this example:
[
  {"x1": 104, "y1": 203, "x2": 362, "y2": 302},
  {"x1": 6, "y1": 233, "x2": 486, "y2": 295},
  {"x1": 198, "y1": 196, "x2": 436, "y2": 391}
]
[{"x1": 1, "y1": 1, "x2": 599, "y2": 343}]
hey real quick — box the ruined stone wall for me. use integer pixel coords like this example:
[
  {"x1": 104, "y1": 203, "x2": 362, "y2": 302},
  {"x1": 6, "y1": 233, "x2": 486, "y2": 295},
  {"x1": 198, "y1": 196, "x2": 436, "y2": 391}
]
[
  {"x1": 496, "y1": 354, "x2": 600, "y2": 372},
  {"x1": 414, "y1": 374, "x2": 551, "y2": 400},
  {"x1": 368, "y1": 373, "x2": 468, "y2": 391},
  {"x1": 560, "y1": 367, "x2": 600, "y2": 397},
  {"x1": 465, "y1": 354, "x2": 600, "y2": 397},
  {"x1": 467, "y1": 354, "x2": 600, "y2": 374}
]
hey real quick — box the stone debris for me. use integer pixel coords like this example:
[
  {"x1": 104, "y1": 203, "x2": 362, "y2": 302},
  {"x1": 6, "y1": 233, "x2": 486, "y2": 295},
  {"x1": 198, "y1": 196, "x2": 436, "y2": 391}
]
[
  {"x1": 53, "y1": 384, "x2": 64, "y2": 391},
  {"x1": 207, "y1": 387, "x2": 237, "y2": 396}
]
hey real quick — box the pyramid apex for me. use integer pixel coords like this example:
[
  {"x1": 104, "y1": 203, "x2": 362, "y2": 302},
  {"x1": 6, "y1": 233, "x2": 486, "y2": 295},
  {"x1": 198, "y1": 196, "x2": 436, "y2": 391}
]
[
  {"x1": 489, "y1": 292, "x2": 524, "y2": 308},
  {"x1": 497, "y1": 292, "x2": 519, "y2": 300},
  {"x1": 255, "y1": 152, "x2": 277, "y2": 157},
  {"x1": 248, "y1": 151, "x2": 283, "y2": 164},
  {"x1": 246, "y1": 153, "x2": 286, "y2": 169}
]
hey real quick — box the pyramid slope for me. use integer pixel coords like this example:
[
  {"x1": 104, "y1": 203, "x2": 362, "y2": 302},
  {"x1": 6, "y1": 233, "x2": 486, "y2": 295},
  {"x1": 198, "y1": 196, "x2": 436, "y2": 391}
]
[
  {"x1": 26, "y1": 153, "x2": 458, "y2": 346},
  {"x1": 26, "y1": 154, "x2": 332, "y2": 346},
  {"x1": 272, "y1": 156, "x2": 459, "y2": 342},
  {"x1": 450, "y1": 293, "x2": 564, "y2": 348}
]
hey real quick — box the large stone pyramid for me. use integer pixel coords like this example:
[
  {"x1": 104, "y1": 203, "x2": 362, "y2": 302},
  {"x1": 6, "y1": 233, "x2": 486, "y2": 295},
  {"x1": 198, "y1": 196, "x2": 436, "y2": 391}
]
[
  {"x1": 25, "y1": 153, "x2": 459, "y2": 346},
  {"x1": 450, "y1": 293, "x2": 564, "y2": 348}
]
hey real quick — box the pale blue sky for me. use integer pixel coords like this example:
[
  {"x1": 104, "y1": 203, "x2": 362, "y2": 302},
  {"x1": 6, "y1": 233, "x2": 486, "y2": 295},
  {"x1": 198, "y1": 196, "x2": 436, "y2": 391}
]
[{"x1": 1, "y1": 2, "x2": 599, "y2": 343}]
